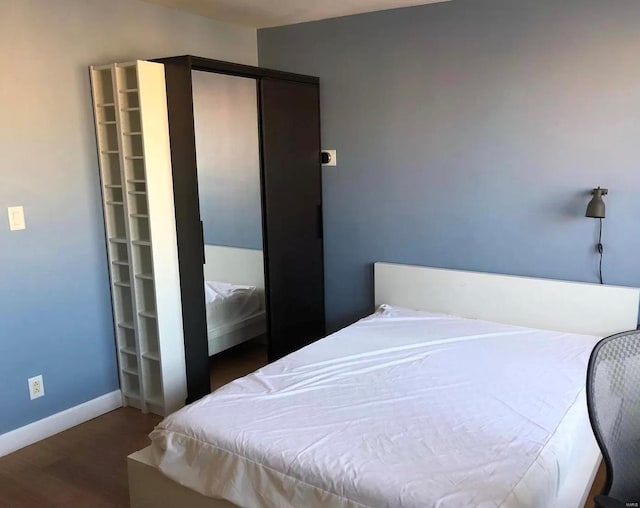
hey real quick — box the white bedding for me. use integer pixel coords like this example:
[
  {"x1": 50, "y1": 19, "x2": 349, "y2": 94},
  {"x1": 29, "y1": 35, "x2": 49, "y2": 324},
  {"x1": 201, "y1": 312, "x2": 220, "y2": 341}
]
[
  {"x1": 205, "y1": 280, "x2": 261, "y2": 334},
  {"x1": 149, "y1": 305, "x2": 599, "y2": 508}
]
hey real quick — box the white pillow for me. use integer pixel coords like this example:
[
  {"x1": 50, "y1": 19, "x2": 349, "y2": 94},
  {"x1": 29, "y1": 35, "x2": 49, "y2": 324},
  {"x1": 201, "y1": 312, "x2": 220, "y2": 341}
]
[{"x1": 204, "y1": 280, "x2": 257, "y2": 304}]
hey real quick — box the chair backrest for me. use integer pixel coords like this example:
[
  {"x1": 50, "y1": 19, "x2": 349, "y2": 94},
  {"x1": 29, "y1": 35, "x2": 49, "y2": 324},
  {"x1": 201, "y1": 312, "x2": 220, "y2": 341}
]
[{"x1": 587, "y1": 330, "x2": 640, "y2": 501}]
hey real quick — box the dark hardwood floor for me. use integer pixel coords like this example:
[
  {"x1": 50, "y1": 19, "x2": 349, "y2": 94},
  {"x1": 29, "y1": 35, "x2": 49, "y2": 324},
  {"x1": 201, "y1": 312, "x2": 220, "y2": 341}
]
[
  {"x1": 209, "y1": 341, "x2": 268, "y2": 391},
  {"x1": 0, "y1": 407, "x2": 160, "y2": 508},
  {"x1": 585, "y1": 462, "x2": 606, "y2": 508}
]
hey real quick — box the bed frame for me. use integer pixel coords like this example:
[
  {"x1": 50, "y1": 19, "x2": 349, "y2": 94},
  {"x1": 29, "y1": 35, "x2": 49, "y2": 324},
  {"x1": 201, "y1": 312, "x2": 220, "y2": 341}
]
[
  {"x1": 374, "y1": 262, "x2": 639, "y2": 337},
  {"x1": 203, "y1": 245, "x2": 265, "y2": 290},
  {"x1": 207, "y1": 311, "x2": 266, "y2": 356},
  {"x1": 203, "y1": 245, "x2": 267, "y2": 356},
  {"x1": 129, "y1": 262, "x2": 640, "y2": 508}
]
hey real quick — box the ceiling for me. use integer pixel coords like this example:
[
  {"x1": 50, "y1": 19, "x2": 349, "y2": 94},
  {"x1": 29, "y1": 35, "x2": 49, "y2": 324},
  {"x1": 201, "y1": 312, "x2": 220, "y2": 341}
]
[{"x1": 140, "y1": 0, "x2": 451, "y2": 28}]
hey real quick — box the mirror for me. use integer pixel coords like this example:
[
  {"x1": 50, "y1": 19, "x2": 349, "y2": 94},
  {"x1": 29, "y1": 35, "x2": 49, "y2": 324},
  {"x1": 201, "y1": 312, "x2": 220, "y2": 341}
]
[{"x1": 192, "y1": 70, "x2": 268, "y2": 390}]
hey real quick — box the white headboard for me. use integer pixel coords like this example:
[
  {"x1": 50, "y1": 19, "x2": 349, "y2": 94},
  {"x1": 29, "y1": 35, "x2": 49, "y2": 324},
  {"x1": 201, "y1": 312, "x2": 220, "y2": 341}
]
[
  {"x1": 203, "y1": 245, "x2": 264, "y2": 290},
  {"x1": 374, "y1": 262, "x2": 639, "y2": 338}
]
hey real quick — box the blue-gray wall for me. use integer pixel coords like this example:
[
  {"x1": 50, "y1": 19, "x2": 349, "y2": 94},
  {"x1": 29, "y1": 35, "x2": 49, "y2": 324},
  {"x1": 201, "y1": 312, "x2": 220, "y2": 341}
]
[
  {"x1": 258, "y1": 0, "x2": 640, "y2": 332},
  {"x1": 193, "y1": 71, "x2": 263, "y2": 250},
  {"x1": 0, "y1": 0, "x2": 256, "y2": 435}
]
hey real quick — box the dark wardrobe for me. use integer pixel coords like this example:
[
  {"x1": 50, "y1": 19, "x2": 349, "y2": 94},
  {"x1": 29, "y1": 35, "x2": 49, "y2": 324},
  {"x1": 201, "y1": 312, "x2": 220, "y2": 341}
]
[{"x1": 155, "y1": 56, "x2": 325, "y2": 403}]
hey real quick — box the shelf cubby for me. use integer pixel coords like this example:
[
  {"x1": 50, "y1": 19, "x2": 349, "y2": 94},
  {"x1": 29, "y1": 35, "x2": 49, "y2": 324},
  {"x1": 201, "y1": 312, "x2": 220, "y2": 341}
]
[
  {"x1": 100, "y1": 153, "x2": 121, "y2": 185},
  {"x1": 122, "y1": 133, "x2": 144, "y2": 158},
  {"x1": 104, "y1": 205, "x2": 127, "y2": 238},
  {"x1": 114, "y1": 284, "x2": 134, "y2": 320},
  {"x1": 109, "y1": 242, "x2": 128, "y2": 262},
  {"x1": 122, "y1": 371, "x2": 141, "y2": 399},
  {"x1": 139, "y1": 313, "x2": 160, "y2": 358},
  {"x1": 120, "y1": 65, "x2": 138, "y2": 90},
  {"x1": 129, "y1": 216, "x2": 150, "y2": 243},
  {"x1": 120, "y1": 90, "x2": 140, "y2": 110},
  {"x1": 101, "y1": 123, "x2": 119, "y2": 152},
  {"x1": 132, "y1": 241, "x2": 153, "y2": 274},
  {"x1": 118, "y1": 327, "x2": 136, "y2": 351},
  {"x1": 142, "y1": 360, "x2": 163, "y2": 410},
  {"x1": 94, "y1": 68, "x2": 114, "y2": 104},
  {"x1": 108, "y1": 186, "x2": 124, "y2": 202},
  {"x1": 120, "y1": 353, "x2": 139, "y2": 375},
  {"x1": 126, "y1": 158, "x2": 146, "y2": 181},
  {"x1": 136, "y1": 277, "x2": 157, "y2": 315},
  {"x1": 128, "y1": 192, "x2": 149, "y2": 217},
  {"x1": 121, "y1": 109, "x2": 142, "y2": 135},
  {"x1": 112, "y1": 263, "x2": 131, "y2": 285}
]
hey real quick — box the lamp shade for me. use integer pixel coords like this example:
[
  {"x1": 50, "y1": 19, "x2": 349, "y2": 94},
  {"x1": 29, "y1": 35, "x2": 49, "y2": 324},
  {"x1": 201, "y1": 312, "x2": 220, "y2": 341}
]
[{"x1": 586, "y1": 187, "x2": 607, "y2": 219}]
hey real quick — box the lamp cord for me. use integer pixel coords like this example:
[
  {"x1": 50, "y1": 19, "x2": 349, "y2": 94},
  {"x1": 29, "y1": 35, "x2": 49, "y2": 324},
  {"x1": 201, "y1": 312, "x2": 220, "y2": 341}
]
[{"x1": 597, "y1": 218, "x2": 604, "y2": 285}]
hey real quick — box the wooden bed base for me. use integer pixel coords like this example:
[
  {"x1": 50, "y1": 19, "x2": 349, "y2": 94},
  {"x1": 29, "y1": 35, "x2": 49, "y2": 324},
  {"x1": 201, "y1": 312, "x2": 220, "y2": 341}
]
[
  {"x1": 207, "y1": 311, "x2": 266, "y2": 356},
  {"x1": 129, "y1": 263, "x2": 639, "y2": 508},
  {"x1": 129, "y1": 447, "x2": 237, "y2": 508}
]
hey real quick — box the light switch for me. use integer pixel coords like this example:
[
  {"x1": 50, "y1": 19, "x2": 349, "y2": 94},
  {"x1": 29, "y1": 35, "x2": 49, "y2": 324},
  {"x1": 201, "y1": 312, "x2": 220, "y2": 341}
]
[{"x1": 8, "y1": 206, "x2": 26, "y2": 231}]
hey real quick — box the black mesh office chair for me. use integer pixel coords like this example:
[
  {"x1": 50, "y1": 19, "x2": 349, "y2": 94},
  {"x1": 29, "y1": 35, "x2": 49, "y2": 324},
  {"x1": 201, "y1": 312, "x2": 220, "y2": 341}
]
[{"x1": 587, "y1": 330, "x2": 640, "y2": 508}]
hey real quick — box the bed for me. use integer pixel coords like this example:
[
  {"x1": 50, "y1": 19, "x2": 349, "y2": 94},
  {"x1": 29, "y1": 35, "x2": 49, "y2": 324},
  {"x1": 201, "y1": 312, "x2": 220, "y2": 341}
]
[
  {"x1": 128, "y1": 262, "x2": 640, "y2": 508},
  {"x1": 203, "y1": 245, "x2": 267, "y2": 356}
]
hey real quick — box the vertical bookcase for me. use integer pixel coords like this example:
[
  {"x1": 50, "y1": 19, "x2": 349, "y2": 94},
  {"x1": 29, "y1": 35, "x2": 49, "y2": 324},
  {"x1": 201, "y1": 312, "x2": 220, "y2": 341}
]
[{"x1": 90, "y1": 61, "x2": 187, "y2": 416}]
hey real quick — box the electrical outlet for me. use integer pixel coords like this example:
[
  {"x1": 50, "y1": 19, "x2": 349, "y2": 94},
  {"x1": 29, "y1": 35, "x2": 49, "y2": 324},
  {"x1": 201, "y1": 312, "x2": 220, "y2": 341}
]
[
  {"x1": 28, "y1": 375, "x2": 44, "y2": 400},
  {"x1": 321, "y1": 149, "x2": 337, "y2": 167}
]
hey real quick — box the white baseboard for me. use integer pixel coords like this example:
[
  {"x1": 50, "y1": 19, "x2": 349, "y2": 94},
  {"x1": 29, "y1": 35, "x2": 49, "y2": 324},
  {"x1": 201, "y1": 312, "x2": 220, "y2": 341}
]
[{"x1": 0, "y1": 390, "x2": 123, "y2": 457}]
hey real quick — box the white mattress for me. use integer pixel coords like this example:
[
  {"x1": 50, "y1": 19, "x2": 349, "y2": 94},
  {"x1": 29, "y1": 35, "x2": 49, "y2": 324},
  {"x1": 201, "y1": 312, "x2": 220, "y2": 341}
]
[
  {"x1": 205, "y1": 280, "x2": 262, "y2": 334},
  {"x1": 149, "y1": 305, "x2": 599, "y2": 508}
]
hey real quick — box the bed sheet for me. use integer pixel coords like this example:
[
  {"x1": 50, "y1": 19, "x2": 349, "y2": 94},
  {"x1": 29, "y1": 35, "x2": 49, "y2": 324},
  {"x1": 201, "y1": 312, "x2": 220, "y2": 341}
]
[
  {"x1": 150, "y1": 305, "x2": 599, "y2": 508},
  {"x1": 205, "y1": 280, "x2": 261, "y2": 334}
]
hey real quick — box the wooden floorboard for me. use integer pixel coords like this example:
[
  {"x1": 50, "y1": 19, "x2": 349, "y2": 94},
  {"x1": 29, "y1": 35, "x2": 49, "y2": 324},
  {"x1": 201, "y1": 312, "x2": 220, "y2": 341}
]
[
  {"x1": 209, "y1": 341, "x2": 268, "y2": 391},
  {"x1": 0, "y1": 408, "x2": 161, "y2": 508},
  {"x1": 584, "y1": 461, "x2": 606, "y2": 508}
]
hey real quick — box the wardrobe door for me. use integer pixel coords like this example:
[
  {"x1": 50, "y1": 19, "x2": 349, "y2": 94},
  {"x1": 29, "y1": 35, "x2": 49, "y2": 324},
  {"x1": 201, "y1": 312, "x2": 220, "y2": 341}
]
[
  {"x1": 160, "y1": 57, "x2": 210, "y2": 403},
  {"x1": 259, "y1": 78, "x2": 325, "y2": 360}
]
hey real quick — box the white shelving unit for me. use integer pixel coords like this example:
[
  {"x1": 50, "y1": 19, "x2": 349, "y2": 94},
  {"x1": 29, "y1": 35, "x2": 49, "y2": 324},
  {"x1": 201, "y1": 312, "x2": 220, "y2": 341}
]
[{"x1": 90, "y1": 61, "x2": 187, "y2": 416}]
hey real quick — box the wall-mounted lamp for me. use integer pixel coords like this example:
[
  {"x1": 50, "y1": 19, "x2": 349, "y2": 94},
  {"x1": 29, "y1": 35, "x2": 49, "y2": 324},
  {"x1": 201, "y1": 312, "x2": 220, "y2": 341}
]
[
  {"x1": 585, "y1": 187, "x2": 608, "y2": 284},
  {"x1": 585, "y1": 187, "x2": 608, "y2": 218}
]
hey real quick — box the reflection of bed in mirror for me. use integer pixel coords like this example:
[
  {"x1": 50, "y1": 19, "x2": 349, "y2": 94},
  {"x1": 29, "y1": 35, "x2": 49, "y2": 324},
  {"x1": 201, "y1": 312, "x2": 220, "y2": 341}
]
[{"x1": 203, "y1": 245, "x2": 266, "y2": 356}]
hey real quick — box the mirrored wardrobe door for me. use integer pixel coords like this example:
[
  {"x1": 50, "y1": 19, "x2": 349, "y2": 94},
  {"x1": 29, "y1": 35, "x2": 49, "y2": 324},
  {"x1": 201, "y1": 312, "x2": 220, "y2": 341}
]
[{"x1": 191, "y1": 71, "x2": 269, "y2": 391}]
